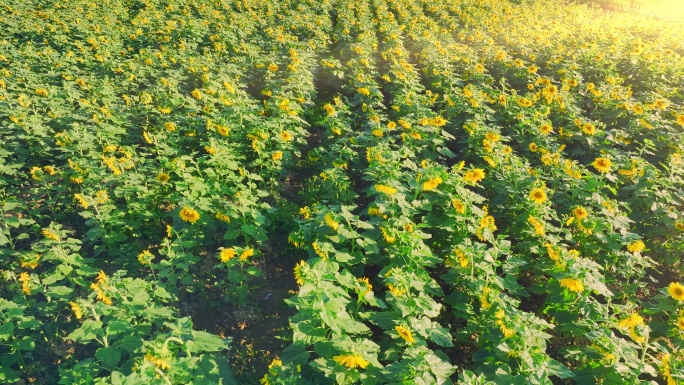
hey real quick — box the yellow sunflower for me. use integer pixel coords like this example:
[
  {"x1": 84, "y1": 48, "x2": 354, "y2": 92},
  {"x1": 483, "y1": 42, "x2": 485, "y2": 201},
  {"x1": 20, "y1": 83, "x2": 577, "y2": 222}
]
[
  {"x1": 668, "y1": 282, "x2": 684, "y2": 301},
  {"x1": 573, "y1": 206, "x2": 588, "y2": 220},
  {"x1": 464, "y1": 169, "x2": 486, "y2": 184},
  {"x1": 559, "y1": 278, "x2": 584, "y2": 293},
  {"x1": 333, "y1": 354, "x2": 369, "y2": 369},
  {"x1": 529, "y1": 188, "x2": 547, "y2": 204},
  {"x1": 592, "y1": 157, "x2": 611, "y2": 173},
  {"x1": 626, "y1": 241, "x2": 645, "y2": 253},
  {"x1": 395, "y1": 325, "x2": 415, "y2": 344},
  {"x1": 179, "y1": 207, "x2": 200, "y2": 224},
  {"x1": 280, "y1": 131, "x2": 293, "y2": 141}
]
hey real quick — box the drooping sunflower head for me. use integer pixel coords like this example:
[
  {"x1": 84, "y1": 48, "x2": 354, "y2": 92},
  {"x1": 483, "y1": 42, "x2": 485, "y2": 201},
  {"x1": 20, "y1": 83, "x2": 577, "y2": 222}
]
[{"x1": 394, "y1": 325, "x2": 415, "y2": 344}]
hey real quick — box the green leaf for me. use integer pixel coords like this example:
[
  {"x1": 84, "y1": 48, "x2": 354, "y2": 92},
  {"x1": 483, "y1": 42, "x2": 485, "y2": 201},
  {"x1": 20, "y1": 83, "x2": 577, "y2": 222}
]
[
  {"x1": 68, "y1": 320, "x2": 103, "y2": 342},
  {"x1": 425, "y1": 352, "x2": 456, "y2": 382},
  {"x1": 193, "y1": 354, "x2": 236, "y2": 384},
  {"x1": 282, "y1": 343, "x2": 310, "y2": 365},
  {"x1": 546, "y1": 358, "x2": 574, "y2": 379},
  {"x1": 48, "y1": 286, "x2": 73, "y2": 297},
  {"x1": 428, "y1": 327, "x2": 454, "y2": 347},
  {"x1": 0, "y1": 322, "x2": 14, "y2": 341},
  {"x1": 187, "y1": 331, "x2": 229, "y2": 353},
  {"x1": 95, "y1": 347, "x2": 121, "y2": 369},
  {"x1": 107, "y1": 321, "x2": 132, "y2": 335}
]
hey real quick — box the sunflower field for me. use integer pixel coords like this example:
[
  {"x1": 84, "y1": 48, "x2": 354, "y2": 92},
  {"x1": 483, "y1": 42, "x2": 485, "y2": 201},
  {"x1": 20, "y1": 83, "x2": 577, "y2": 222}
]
[{"x1": 1, "y1": 0, "x2": 684, "y2": 383}]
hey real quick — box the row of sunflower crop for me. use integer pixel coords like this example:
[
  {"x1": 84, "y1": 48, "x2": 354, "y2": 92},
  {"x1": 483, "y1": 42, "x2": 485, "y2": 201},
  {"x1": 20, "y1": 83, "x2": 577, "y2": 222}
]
[
  {"x1": 0, "y1": 0, "x2": 339, "y2": 382},
  {"x1": 262, "y1": 0, "x2": 684, "y2": 384}
]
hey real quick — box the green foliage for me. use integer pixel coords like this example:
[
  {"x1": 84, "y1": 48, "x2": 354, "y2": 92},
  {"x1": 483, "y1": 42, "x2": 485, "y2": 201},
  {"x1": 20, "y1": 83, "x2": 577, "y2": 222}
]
[{"x1": 1, "y1": 0, "x2": 684, "y2": 384}]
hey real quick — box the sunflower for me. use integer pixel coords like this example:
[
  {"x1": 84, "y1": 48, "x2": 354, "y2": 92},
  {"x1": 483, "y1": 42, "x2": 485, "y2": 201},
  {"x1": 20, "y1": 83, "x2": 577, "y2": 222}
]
[
  {"x1": 138, "y1": 250, "x2": 154, "y2": 265},
  {"x1": 157, "y1": 172, "x2": 170, "y2": 183},
  {"x1": 529, "y1": 142, "x2": 538, "y2": 152},
  {"x1": 191, "y1": 89, "x2": 202, "y2": 100},
  {"x1": 42, "y1": 229, "x2": 60, "y2": 241},
  {"x1": 592, "y1": 157, "x2": 611, "y2": 173},
  {"x1": 529, "y1": 188, "x2": 547, "y2": 204},
  {"x1": 452, "y1": 199, "x2": 466, "y2": 214},
  {"x1": 358, "y1": 277, "x2": 373, "y2": 296},
  {"x1": 559, "y1": 278, "x2": 584, "y2": 293},
  {"x1": 333, "y1": 354, "x2": 369, "y2": 369},
  {"x1": 464, "y1": 169, "x2": 486, "y2": 184},
  {"x1": 677, "y1": 318, "x2": 684, "y2": 330},
  {"x1": 539, "y1": 124, "x2": 552, "y2": 135},
  {"x1": 217, "y1": 125, "x2": 229, "y2": 136},
  {"x1": 219, "y1": 248, "x2": 236, "y2": 262},
  {"x1": 675, "y1": 222, "x2": 684, "y2": 231},
  {"x1": 422, "y1": 177, "x2": 443, "y2": 192},
  {"x1": 582, "y1": 123, "x2": 596, "y2": 135},
  {"x1": 528, "y1": 216, "x2": 545, "y2": 236},
  {"x1": 395, "y1": 325, "x2": 415, "y2": 344},
  {"x1": 357, "y1": 87, "x2": 371, "y2": 96},
  {"x1": 485, "y1": 132, "x2": 500, "y2": 142},
  {"x1": 280, "y1": 131, "x2": 293, "y2": 141},
  {"x1": 239, "y1": 248, "x2": 254, "y2": 261},
  {"x1": 375, "y1": 184, "x2": 397, "y2": 195},
  {"x1": 74, "y1": 193, "x2": 89, "y2": 209},
  {"x1": 676, "y1": 114, "x2": 684, "y2": 128},
  {"x1": 19, "y1": 272, "x2": 31, "y2": 295},
  {"x1": 573, "y1": 206, "x2": 588, "y2": 220},
  {"x1": 324, "y1": 213, "x2": 339, "y2": 231},
  {"x1": 618, "y1": 313, "x2": 644, "y2": 328},
  {"x1": 293, "y1": 260, "x2": 307, "y2": 285},
  {"x1": 69, "y1": 301, "x2": 83, "y2": 319},
  {"x1": 627, "y1": 241, "x2": 645, "y2": 253},
  {"x1": 179, "y1": 207, "x2": 200, "y2": 224},
  {"x1": 431, "y1": 116, "x2": 447, "y2": 126},
  {"x1": 668, "y1": 282, "x2": 684, "y2": 301}
]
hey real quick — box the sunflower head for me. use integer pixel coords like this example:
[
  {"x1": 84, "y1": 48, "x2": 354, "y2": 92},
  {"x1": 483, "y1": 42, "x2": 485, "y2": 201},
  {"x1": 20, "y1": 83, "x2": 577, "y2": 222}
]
[
  {"x1": 592, "y1": 157, "x2": 612, "y2": 173},
  {"x1": 529, "y1": 188, "x2": 547, "y2": 204},
  {"x1": 179, "y1": 207, "x2": 200, "y2": 224},
  {"x1": 668, "y1": 282, "x2": 684, "y2": 301},
  {"x1": 573, "y1": 206, "x2": 588, "y2": 220}
]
